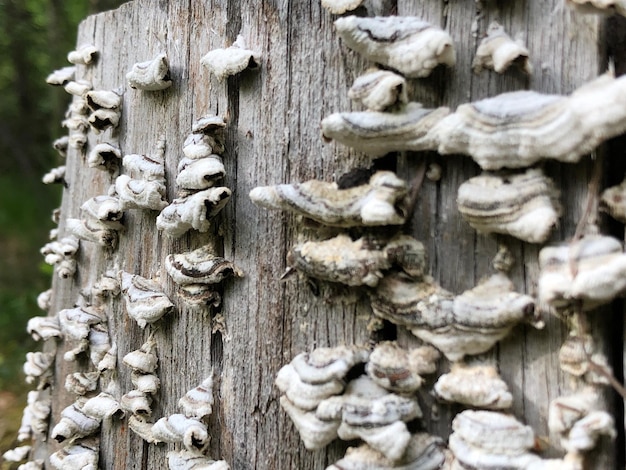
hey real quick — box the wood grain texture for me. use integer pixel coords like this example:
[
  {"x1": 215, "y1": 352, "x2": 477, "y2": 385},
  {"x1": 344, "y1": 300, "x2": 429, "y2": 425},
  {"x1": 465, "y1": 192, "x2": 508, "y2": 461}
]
[{"x1": 36, "y1": 0, "x2": 622, "y2": 468}]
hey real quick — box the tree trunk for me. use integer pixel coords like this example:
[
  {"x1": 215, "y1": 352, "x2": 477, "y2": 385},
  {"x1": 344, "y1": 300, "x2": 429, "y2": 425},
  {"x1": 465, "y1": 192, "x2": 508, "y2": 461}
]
[{"x1": 35, "y1": 0, "x2": 623, "y2": 468}]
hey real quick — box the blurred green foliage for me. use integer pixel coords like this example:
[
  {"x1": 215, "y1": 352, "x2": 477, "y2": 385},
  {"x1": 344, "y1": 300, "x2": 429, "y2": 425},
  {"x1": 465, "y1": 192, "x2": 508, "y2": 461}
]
[{"x1": 0, "y1": 0, "x2": 126, "y2": 459}]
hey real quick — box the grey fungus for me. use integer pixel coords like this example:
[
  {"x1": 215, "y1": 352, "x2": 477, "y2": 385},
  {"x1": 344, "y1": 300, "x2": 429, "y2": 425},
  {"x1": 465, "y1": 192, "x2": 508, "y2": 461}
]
[
  {"x1": 334, "y1": 16, "x2": 455, "y2": 78},
  {"x1": 52, "y1": 135, "x2": 70, "y2": 157},
  {"x1": 327, "y1": 433, "x2": 448, "y2": 470},
  {"x1": 114, "y1": 175, "x2": 168, "y2": 211},
  {"x1": 200, "y1": 35, "x2": 261, "y2": 81},
  {"x1": 150, "y1": 414, "x2": 210, "y2": 452},
  {"x1": 2, "y1": 445, "x2": 31, "y2": 463},
  {"x1": 432, "y1": 73, "x2": 626, "y2": 170},
  {"x1": 64, "y1": 80, "x2": 92, "y2": 97},
  {"x1": 316, "y1": 376, "x2": 422, "y2": 461},
  {"x1": 433, "y1": 363, "x2": 513, "y2": 410},
  {"x1": 87, "y1": 143, "x2": 122, "y2": 172},
  {"x1": 321, "y1": 102, "x2": 449, "y2": 157},
  {"x1": 348, "y1": 69, "x2": 407, "y2": 112},
  {"x1": 566, "y1": 0, "x2": 626, "y2": 16},
  {"x1": 287, "y1": 234, "x2": 426, "y2": 287},
  {"x1": 67, "y1": 44, "x2": 98, "y2": 65},
  {"x1": 51, "y1": 402, "x2": 101, "y2": 443},
  {"x1": 127, "y1": 53, "x2": 172, "y2": 91},
  {"x1": 49, "y1": 436, "x2": 100, "y2": 470},
  {"x1": 65, "y1": 372, "x2": 100, "y2": 396},
  {"x1": 120, "y1": 271, "x2": 174, "y2": 329},
  {"x1": 23, "y1": 352, "x2": 55, "y2": 387},
  {"x1": 548, "y1": 390, "x2": 616, "y2": 454},
  {"x1": 456, "y1": 168, "x2": 561, "y2": 244},
  {"x1": 122, "y1": 340, "x2": 159, "y2": 374},
  {"x1": 40, "y1": 236, "x2": 79, "y2": 279},
  {"x1": 176, "y1": 156, "x2": 225, "y2": 191},
  {"x1": 42, "y1": 165, "x2": 66, "y2": 185},
  {"x1": 46, "y1": 66, "x2": 76, "y2": 86},
  {"x1": 27, "y1": 315, "x2": 62, "y2": 342},
  {"x1": 67, "y1": 217, "x2": 119, "y2": 249},
  {"x1": 448, "y1": 410, "x2": 540, "y2": 469},
  {"x1": 537, "y1": 234, "x2": 626, "y2": 313},
  {"x1": 321, "y1": 0, "x2": 364, "y2": 15},
  {"x1": 156, "y1": 188, "x2": 232, "y2": 237},
  {"x1": 249, "y1": 171, "x2": 409, "y2": 227},
  {"x1": 165, "y1": 246, "x2": 243, "y2": 287},
  {"x1": 167, "y1": 450, "x2": 230, "y2": 470},
  {"x1": 472, "y1": 22, "x2": 532, "y2": 75},
  {"x1": 366, "y1": 342, "x2": 439, "y2": 393},
  {"x1": 369, "y1": 273, "x2": 538, "y2": 362}
]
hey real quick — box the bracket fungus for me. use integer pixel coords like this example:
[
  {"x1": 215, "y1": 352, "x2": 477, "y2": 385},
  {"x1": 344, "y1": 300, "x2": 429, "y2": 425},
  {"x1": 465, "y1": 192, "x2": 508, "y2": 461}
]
[
  {"x1": 321, "y1": 0, "x2": 364, "y2": 14},
  {"x1": 200, "y1": 35, "x2": 260, "y2": 81},
  {"x1": 558, "y1": 333, "x2": 611, "y2": 385},
  {"x1": 287, "y1": 234, "x2": 426, "y2": 287},
  {"x1": 27, "y1": 315, "x2": 62, "y2": 342},
  {"x1": 167, "y1": 450, "x2": 230, "y2": 470},
  {"x1": 123, "y1": 340, "x2": 159, "y2": 375},
  {"x1": 334, "y1": 16, "x2": 455, "y2": 78},
  {"x1": 448, "y1": 410, "x2": 542, "y2": 469},
  {"x1": 538, "y1": 234, "x2": 626, "y2": 312},
  {"x1": 120, "y1": 272, "x2": 174, "y2": 328},
  {"x1": 67, "y1": 44, "x2": 98, "y2": 65},
  {"x1": 348, "y1": 69, "x2": 408, "y2": 112},
  {"x1": 316, "y1": 376, "x2": 422, "y2": 461},
  {"x1": 456, "y1": 168, "x2": 561, "y2": 243},
  {"x1": 3, "y1": 445, "x2": 31, "y2": 463},
  {"x1": 65, "y1": 372, "x2": 100, "y2": 396},
  {"x1": 40, "y1": 236, "x2": 79, "y2": 279},
  {"x1": 87, "y1": 143, "x2": 122, "y2": 172},
  {"x1": 80, "y1": 195, "x2": 123, "y2": 226},
  {"x1": 51, "y1": 402, "x2": 101, "y2": 443},
  {"x1": 365, "y1": 342, "x2": 439, "y2": 393},
  {"x1": 165, "y1": 245, "x2": 243, "y2": 305},
  {"x1": 42, "y1": 165, "x2": 66, "y2": 186},
  {"x1": 127, "y1": 53, "x2": 172, "y2": 91},
  {"x1": 327, "y1": 433, "x2": 448, "y2": 470},
  {"x1": 52, "y1": 135, "x2": 70, "y2": 157},
  {"x1": 321, "y1": 102, "x2": 449, "y2": 157},
  {"x1": 64, "y1": 79, "x2": 92, "y2": 97},
  {"x1": 472, "y1": 22, "x2": 532, "y2": 75},
  {"x1": 151, "y1": 414, "x2": 210, "y2": 452},
  {"x1": 85, "y1": 89, "x2": 122, "y2": 134},
  {"x1": 431, "y1": 73, "x2": 626, "y2": 170},
  {"x1": 548, "y1": 390, "x2": 616, "y2": 454},
  {"x1": 250, "y1": 171, "x2": 409, "y2": 227},
  {"x1": 114, "y1": 175, "x2": 168, "y2": 211},
  {"x1": 67, "y1": 217, "x2": 119, "y2": 249},
  {"x1": 566, "y1": 0, "x2": 626, "y2": 16},
  {"x1": 81, "y1": 392, "x2": 124, "y2": 421},
  {"x1": 433, "y1": 363, "x2": 513, "y2": 410},
  {"x1": 131, "y1": 371, "x2": 161, "y2": 395},
  {"x1": 178, "y1": 376, "x2": 214, "y2": 420},
  {"x1": 156, "y1": 188, "x2": 231, "y2": 237},
  {"x1": 369, "y1": 273, "x2": 538, "y2": 362},
  {"x1": 49, "y1": 437, "x2": 99, "y2": 470},
  {"x1": 37, "y1": 289, "x2": 52, "y2": 311},
  {"x1": 600, "y1": 176, "x2": 626, "y2": 223},
  {"x1": 23, "y1": 352, "x2": 55, "y2": 387},
  {"x1": 276, "y1": 345, "x2": 370, "y2": 449},
  {"x1": 176, "y1": 156, "x2": 225, "y2": 191},
  {"x1": 46, "y1": 66, "x2": 76, "y2": 86},
  {"x1": 121, "y1": 390, "x2": 153, "y2": 417},
  {"x1": 18, "y1": 390, "x2": 51, "y2": 441}
]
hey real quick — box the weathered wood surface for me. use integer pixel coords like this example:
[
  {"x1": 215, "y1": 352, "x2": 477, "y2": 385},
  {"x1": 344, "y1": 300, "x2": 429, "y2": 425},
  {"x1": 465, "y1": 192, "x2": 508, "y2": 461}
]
[{"x1": 37, "y1": 0, "x2": 623, "y2": 468}]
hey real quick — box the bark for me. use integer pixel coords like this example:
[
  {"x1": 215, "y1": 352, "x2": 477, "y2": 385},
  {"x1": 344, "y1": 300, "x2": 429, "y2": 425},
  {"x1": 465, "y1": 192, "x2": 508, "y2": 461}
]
[{"x1": 37, "y1": 0, "x2": 622, "y2": 468}]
